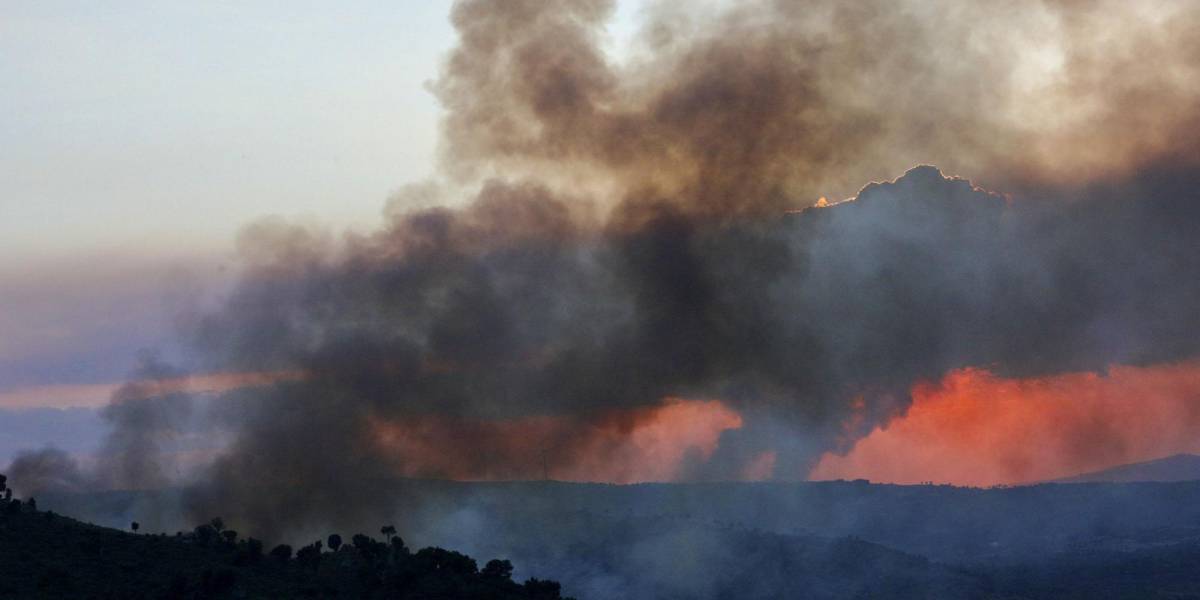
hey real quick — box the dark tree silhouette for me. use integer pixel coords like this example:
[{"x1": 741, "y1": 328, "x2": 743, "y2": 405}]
[
  {"x1": 0, "y1": 509, "x2": 576, "y2": 598},
  {"x1": 414, "y1": 547, "x2": 477, "y2": 576},
  {"x1": 390, "y1": 534, "x2": 408, "y2": 557},
  {"x1": 209, "y1": 517, "x2": 224, "y2": 532},
  {"x1": 131, "y1": 521, "x2": 140, "y2": 533},
  {"x1": 381, "y1": 525, "x2": 396, "y2": 540},
  {"x1": 193, "y1": 524, "x2": 217, "y2": 546},
  {"x1": 296, "y1": 542, "x2": 323, "y2": 570},
  {"x1": 524, "y1": 578, "x2": 564, "y2": 599},
  {"x1": 269, "y1": 544, "x2": 293, "y2": 561},
  {"x1": 483, "y1": 559, "x2": 514, "y2": 581},
  {"x1": 243, "y1": 538, "x2": 263, "y2": 564}
]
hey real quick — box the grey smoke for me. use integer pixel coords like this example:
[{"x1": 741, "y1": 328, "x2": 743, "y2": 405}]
[{"x1": 172, "y1": 162, "x2": 1200, "y2": 539}]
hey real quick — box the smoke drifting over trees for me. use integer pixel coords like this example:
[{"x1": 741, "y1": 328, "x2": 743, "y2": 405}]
[{"x1": 9, "y1": 0, "x2": 1200, "y2": 541}]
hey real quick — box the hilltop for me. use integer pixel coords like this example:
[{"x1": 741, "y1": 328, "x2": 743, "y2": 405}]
[
  {"x1": 1053, "y1": 454, "x2": 1200, "y2": 483},
  {"x1": 0, "y1": 482, "x2": 574, "y2": 599}
]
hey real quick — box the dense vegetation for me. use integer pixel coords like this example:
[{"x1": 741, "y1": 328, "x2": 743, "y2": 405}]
[{"x1": 0, "y1": 473, "x2": 574, "y2": 599}]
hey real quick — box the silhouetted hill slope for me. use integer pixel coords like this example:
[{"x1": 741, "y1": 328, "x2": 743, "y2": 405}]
[
  {"x1": 36, "y1": 479, "x2": 1200, "y2": 599},
  {"x1": 0, "y1": 498, "x2": 574, "y2": 599},
  {"x1": 1053, "y1": 454, "x2": 1200, "y2": 483}
]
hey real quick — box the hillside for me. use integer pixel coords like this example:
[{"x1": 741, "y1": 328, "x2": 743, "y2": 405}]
[
  {"x1": 1053, "y1": 454, "x2": 1200, "y2": 483},
  {"x1": 0, "y1": 493, "x2": 574, "y2": 599},
  {"x1": 1, "y1": 486, "x2": 987, "y2": 599},
  {"x1": 34, "y1": 478, "x2": 1200, "y2": 599}
]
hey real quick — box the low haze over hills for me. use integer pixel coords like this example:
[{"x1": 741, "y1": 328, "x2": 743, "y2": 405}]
[{"x1": 21, "y1": 476, "x2": 1200, "y2": 599}]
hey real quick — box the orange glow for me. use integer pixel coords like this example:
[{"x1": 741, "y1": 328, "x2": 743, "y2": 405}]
[
  {"x1": 372, "y1": 398, "x2": 744, "y2": 483},
  {"x1": 0, "y1": 370, "x2": 306, "y2": 410},
  {"x1": 810, "y1": 360, "x2": 1200, "y2": 486}
]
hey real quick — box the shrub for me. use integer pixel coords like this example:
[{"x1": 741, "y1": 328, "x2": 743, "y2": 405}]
[
  {"x1": 483, "y1": 559, "x2": 514, "y2": 581},
  {"x1": 270, "y1": 544, "x2": 293, "y2": 561}
]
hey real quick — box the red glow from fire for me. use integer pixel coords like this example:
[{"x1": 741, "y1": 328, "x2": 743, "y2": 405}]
[
  {"x1": 810, "y1": 360, "x2": 1200, "y2": 486},
  {"x1": 372, "y1": 398, "x2": 744, "y2": 483}
]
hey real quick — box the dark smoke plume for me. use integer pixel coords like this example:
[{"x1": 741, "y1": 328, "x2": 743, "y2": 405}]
[
  {"x1": 6, "y1": 447, "x2": 92, "y2": 497},
  {"x1": 176, "y1": 158, "x2": 1200, "y2": 539},
  {"x1": 19, "y1": 0, "x2": 1198, "y2": 541}
]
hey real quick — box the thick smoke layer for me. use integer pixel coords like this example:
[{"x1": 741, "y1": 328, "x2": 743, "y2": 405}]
[
  {"x1": 12, "y1": 0, "x2": 1200, "y2": 541},
  {"x1": 6, "y1": 447, "x2": 92, "y2": 497},
  {"x1": 176, "y1": 160, "x2": 1200, "y2": 538}
]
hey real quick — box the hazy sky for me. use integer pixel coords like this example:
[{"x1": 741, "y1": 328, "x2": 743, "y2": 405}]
[
  {"x1": 0, "y1": 1, "x2": 642, "y2": 396},
  {"x1": 3, "y1": 1, "x2": 452, "y2": 260},
  {"x1": 2, "y1": 1, "x2": 647, "y2": 259}
]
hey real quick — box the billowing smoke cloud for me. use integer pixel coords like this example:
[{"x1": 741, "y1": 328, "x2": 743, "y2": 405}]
[
  {"x1": 6, "y1": 447, "x2": 93, "y2": 497},
  {"x1": 174, "y1": 160, "x2": 1199, "y2": 538},
  {"x1": 15, "y1": 0, "x2": 1200, "y2": 541},
  {"x1": 436, "y1": 0, "x2": 1200, "y2": 206}
]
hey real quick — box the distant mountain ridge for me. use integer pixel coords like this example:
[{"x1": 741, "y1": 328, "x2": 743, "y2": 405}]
[{"x1": 1054, "y1": 454, "x2": 1200, "y2": 483}]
